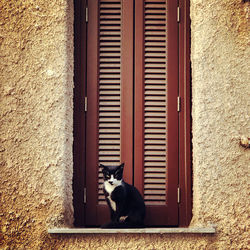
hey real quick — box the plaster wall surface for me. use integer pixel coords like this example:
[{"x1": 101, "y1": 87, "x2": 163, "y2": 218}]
[{"x1": 0, "y1": 0, "x2": 249, "y2": 249}]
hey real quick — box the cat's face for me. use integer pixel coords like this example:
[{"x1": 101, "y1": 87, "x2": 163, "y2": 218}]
[{"x1": 101, "y1": 163, "x2": 124, "y2": 186}]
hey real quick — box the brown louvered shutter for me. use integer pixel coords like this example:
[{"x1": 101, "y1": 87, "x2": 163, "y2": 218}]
[
  {"x1": 97, "y1": 0, "x2": 134, "y2": 205},
  {"x1": 98, "y1": 0, "x2": 122, "y2": 204},
  {"x1": 143, "y1": 0, "x2": 168, "y2": 205},
  {"x1": 134, "y1": 0, "x2": 179, "y2": 225},
  {"x1": 86, "y1": 0, "x2": 178, "y2": 226},
  {"x1": 86, "y1": 0, "x2": 134, "y2": 226}
]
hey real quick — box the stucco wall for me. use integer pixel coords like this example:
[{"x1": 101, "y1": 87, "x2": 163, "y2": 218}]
[
  {"x1": 0, "y1": 0, "x2": 249, "y2": 249},
  {"x1": 0, "y1": 0, "x2": 74, "y2": 247}
]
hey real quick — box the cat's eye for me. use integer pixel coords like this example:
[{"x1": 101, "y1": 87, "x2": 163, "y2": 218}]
[
  {"x1": 114, "y1": 171, "x2": 121, "y2": 178},
  {"x1": 103, "y1": 171, "x2": 109, "y2": 177}
]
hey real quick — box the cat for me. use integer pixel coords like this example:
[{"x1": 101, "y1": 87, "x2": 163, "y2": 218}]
[{"x1": 101, "y1": 163, "x2": 146, "y2": 228}]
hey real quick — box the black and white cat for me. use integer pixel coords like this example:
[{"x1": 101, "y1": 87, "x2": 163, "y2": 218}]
[{"x1": 101, "y1": 163, "x2": 146, "y2": 228}]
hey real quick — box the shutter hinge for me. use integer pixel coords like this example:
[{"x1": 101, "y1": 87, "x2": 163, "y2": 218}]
[
  {"x1": 177, "y1": 96, "x2": 181, "y2": 112},
  {"x1": 177, "y1": 6, "x2": 180, "y2": 23},
  {"x1": 177, "y1": 187, "x2": 181, "y2": 203},
  {"x1": 83, "y1": 187, "x2": 87, "y2": 204},
  {"x1": 84, "y1": 96, "x2": 88, "y2": 112},
  {"x1": 85, "y1": 7, "x2": 88, "y2": 23}
]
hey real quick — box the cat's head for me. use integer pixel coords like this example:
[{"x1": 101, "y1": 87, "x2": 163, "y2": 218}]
[{"x1": 101, "y1": 163, "x2": 124, "y2": 186}]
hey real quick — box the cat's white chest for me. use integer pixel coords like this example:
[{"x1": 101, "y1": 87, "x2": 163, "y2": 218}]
[
  {"x1": 108, "y1": 196, "x2": 116, "y2": 211},
  {"x1": 104, "y1": 182, "x2": 117, "y2": 211},
  {"x1": 104, "y1": 181, "x2": 116, "y2": 194}
]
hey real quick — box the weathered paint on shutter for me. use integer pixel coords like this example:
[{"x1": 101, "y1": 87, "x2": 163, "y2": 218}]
[
  {"x1": 143, "y1": 0, "x2": 167, "y2": 205},
  {"x1": 98, "y1": 0, "x2": 122, "y2": 204}
]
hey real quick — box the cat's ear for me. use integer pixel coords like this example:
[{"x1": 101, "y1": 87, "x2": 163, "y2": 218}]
[
  {"x1": 100, "y1": 164, "x2": 105, "y2": 170},
  {"x1": 120, "y1": 163, "x2": 125, "y2": 170},
  {"x1": 100, "y1": 164, "x2": 106, "y2": 174}
]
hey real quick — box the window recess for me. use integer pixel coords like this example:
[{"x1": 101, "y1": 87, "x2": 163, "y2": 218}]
[{"x1": 73, "y1": 0, "x2": 191, "y2": 227}]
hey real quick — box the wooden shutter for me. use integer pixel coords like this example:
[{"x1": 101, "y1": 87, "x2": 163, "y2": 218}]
[
  {"x1": 97, "y1": 0, "x2": 122, "y2": 204},
  {"x1": 86, "y1": 0, "x2": 178, "y2": 226},
  {"x1": 143, "y1": 0, "x2": 168, "y2": 205},
  {"x1": 86, "y1": 0, "x2": 133, "y2": 226},
  {"x1": 74, "y1": 0, "x2": 191, "y2": 228},
  {"x1": 134, "y1": 0, "x2": 179, "y2": 225}
]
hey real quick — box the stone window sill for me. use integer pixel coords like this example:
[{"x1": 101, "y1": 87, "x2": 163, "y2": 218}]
[{"x1": 48, "y1": 227, "x2": 216, "y2": 234}]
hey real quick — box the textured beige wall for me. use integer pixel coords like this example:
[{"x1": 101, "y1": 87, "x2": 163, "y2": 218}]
[
  {"x1": 0, "y1": 0, "x2": 74, "y2": 247},
  {"x1": 0, "y1": 0, "x2": 249, "y2": 249}
]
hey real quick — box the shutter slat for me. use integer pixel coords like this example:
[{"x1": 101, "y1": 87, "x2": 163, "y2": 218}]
[
  {"x1": 100, "y1": 4, "x2": 120, "y2": 8},
  {"x1": 144, "y1": 113, "x2": 165, "y2": 117},
  {"x1": 145, "y1": 31, "x2": 166, "y2": 36},
  {"x1": 100, "y1": 41, "x2": 121, "y2": 46},
  {"x1": 145, "y1": 41, "x2": 166, "y2": 46},
  {"x1": 100, "y1": 52, "x2": 120, "y2": 56},
  {"x1": 145, "y1": 118, "x2": 166, "y2": 123},
  {"x1": 145, "y1": 145, "x2": 166, "y2": 151},
  {"x1": 145, "y1": 156, "x2": 166, "y2": 162},
  {"x1": 99, "y1": 118, "x2": 120, "y2": 123},
  {"x1": 145, "y1": 67, "x2": 166, "y2": 72},
  {"x1": 99, "y1": 80, "x2": 120, "y2": 85},
  {"x1": 99, "y1": 107, "x2": 120, "y2": 112},
  {"x1": 145, "y1": 20, "x2": 166, "y2": 25},
  {"x1": 145, "y1": 134, "x2": 166, "y2": 139},
  {"x1": 100, "y1": 20, "x2": 121, "y2": 25},
  {"x1": 145, "y1": 123, "x2": 166, "y2": 128},
  {"x1": 99, "y1": 150, "x2": 120, "y2": 155},
  {"x1": 145, "y1": 79, "x2": 166, "y2": 84},
  {"x1": 99, "y1": 145, "x2": 120, "y2": 150},
  {"x1": 145, "y1": 128, "x2": 166, "y2": 133},
  {"x1": 145, "y1": 179, "x2": 166, "y2": 184},
  {"x1": 100, "y1": 31, "x2": 121, "y2": 36},
  {"x1": 145, "y1": 4, "x2": 166, "y2": 8},
  {"x1": 145, "y1": 107, "x2": 166, "y2": 112},
  {"x1": 101, "y1": 0, "x2": 121, "y2": 2},
  {"x1": 100, "y1": 89, "x2": 120, "y2": 95},
  {"x1": 145, "y1": 0, "x2": 166, "y2": 2},
  {"x1": 99, "y1": 134, "x2": 120, "y2": 139},
  {"x1": 99, "y1": 123, "x2": 120, "y2": 128},
  {"x1": 100, "y1": 63, "x2": 121, "y2": 68},
  {"x1": 145, "y1": 172, "x2": 165, "y2": 178},
  {"x1": 144, "y1": 168, "x2": 166, "y2": 173},
  {"x1": 100, "y1": 9, "x2": 121, "y2": 14},
  {"x1": 99, "y1": 156, "x2": 120, "y2": 161},
  {"x1": 145, "y1": 58, "x2": 166, "y2": 63},
  {"x1": 145, "y1": 162, "x2": 166, "y2": 167}
]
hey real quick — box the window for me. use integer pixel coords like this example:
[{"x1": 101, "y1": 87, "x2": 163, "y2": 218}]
[{"x1": 73, "y1": 0, "x2": 191, "y2": 227}]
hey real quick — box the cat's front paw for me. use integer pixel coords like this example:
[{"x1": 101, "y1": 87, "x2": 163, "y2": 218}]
[{"x1": 119, "y1": 216, "x2": 128, "y2": 222}]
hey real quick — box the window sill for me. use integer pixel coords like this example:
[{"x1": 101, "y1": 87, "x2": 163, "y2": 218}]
[{"x1": 48, "y1": 227, "x2": 216, "y2": 234}]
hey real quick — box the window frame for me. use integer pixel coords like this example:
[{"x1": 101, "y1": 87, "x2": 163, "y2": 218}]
[{"x1": 73, "y1": 0, "x2": 191, "y2": 227}]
